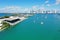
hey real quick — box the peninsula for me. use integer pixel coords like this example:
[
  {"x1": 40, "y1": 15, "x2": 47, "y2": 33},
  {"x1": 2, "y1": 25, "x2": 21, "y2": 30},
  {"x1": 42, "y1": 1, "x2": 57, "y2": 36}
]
[{"x1": 0, "y1": 13, "x2": 33, "y2": 32}]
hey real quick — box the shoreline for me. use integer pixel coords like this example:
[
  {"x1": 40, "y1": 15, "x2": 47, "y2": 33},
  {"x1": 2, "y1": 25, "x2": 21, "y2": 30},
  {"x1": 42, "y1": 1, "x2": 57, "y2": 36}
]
[
  {"x1": 0, "y1": 27, "x2": 7, "y2": 32},
  {"x1": 0, "y1": 13, "x2": 33, "y2": 32},
  {"x1": 0, "y1": 17, "x2": 27, "y2": 32}
]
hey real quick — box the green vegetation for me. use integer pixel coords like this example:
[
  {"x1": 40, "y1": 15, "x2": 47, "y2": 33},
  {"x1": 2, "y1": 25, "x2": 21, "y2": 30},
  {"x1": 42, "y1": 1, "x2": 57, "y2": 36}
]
[
  {"x1": 0, "y1": 16, "x2": 9, "y2": 19},
  {"x1": 3, "y1": 16, "x2": 9, "y2": 18},
  {"x1": 1, "y1": 21, "x2": 10, "y2": 29}
]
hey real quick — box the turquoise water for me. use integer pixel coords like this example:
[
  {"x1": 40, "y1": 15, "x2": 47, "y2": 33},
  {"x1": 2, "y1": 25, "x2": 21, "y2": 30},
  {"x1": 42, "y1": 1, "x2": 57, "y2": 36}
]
[{"x1": 0, "y1": 14, "x2": 60, "y2": 40}]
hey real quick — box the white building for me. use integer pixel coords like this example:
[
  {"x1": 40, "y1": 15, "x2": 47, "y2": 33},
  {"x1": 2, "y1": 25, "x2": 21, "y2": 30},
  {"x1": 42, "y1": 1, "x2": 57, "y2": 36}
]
[{"x1": 0, "y1": 21, "x2": 3, "y2": 29}]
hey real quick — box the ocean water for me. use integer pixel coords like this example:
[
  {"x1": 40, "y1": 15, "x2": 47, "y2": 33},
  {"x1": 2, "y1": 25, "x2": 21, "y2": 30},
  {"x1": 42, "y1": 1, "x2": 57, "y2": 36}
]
[
  {"x1": 0, "y1": 13, "x2": 60, "y2": 40},
  {"x1": 0, "y1": 13, "x2": 13, "y2": 17}
]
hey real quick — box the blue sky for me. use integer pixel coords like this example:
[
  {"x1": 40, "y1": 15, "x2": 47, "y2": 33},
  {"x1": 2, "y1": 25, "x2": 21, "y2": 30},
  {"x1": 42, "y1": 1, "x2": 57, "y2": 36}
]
[
  {"x1": 0, "y1": 0, "x2": 57, "y2": 8},
  {"x1": 0, "y1": 0, "x2": 60, "y2": 13}
]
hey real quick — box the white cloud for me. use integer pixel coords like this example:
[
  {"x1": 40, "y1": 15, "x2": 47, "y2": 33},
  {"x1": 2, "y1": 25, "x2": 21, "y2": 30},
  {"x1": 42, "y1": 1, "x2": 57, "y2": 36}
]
[
  {"x1": 0, "y1": 6, "x2": 22, "y2": 13},
  {"x1": 32, "y1": 6, "x2": 37, "y2": 9},
  {"x1": 32, "y1": 5, "x2": 39, "y2": 11},
  {"x1": 23, "y1": 8, "x2": 31, "y2": 13},
  {"x1": 56, "y1": 0, "x2": 60, "y2": 5},
  {"x1": 46, "y1": 4, "x2": 51, "y2": 7},
  {"x1": 45, "y1": 0, "x2": 51, "y2": 7},
  {"x1": 0, "y1": 6, "x2": 33, "y2": 13},
  {"x1": 32, "y1": 6, "x2": 38, "y2": 10},
  {"x1": 39, "y1": 6, "x2": 45, "y2": 10},
  {"x1": 45, "y1": 0, "x2": 49, "y2": 3}
]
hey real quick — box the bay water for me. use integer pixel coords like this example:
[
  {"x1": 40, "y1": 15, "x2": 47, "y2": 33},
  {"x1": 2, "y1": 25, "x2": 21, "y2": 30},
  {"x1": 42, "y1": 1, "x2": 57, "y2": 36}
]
[{"x1": 0, "y1": 13, "x2": 60, "y2": 40}]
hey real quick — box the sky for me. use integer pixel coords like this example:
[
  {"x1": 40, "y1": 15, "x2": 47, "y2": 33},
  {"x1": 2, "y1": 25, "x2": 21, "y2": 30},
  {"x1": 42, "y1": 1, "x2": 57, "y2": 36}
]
[{"x1": 0, "y1": 0, "x2": 60, "y2": 13}]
